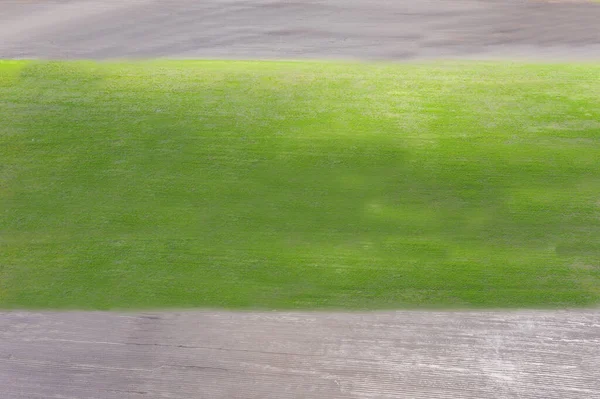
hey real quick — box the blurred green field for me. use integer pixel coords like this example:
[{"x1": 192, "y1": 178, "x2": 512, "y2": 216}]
[{"x1": 1, "y1": 60, "x2": 599, "y2": 309}]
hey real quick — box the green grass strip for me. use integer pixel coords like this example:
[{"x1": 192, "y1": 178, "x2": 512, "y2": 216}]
[{"x1": 1, "y1": 60, "x2": 599, "y2": 309}]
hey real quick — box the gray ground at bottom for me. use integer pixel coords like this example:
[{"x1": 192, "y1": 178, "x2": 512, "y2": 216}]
[{"x1": 1, "y1": 310, "x2": 599, "y2": 398}]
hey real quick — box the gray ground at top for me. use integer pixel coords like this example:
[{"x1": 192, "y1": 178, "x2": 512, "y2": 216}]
[
  {"x1": 0, "y1": 0, "x2": 600, "y2": 60},
  {"x1": 1, "y1": 1, "x2": 600, "y2": 398}
]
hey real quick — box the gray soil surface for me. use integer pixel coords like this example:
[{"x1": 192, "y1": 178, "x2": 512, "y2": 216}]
[
  {"x1": 2, "y1": 1, "x2": 600, "y2": 398},
  {"x1": 0, "y1": 0, "x2": 600, "y2": 60},
  {"x1": 1, "y1": 310, "x2": 599, "y2": 398}
]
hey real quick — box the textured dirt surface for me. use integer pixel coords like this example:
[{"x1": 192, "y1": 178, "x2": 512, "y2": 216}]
[
  {"x1": 1, "y1": 311, "x2": 599, "y2": 398},
  {"x1": 1, "y1": 0, "x2": 600, "y2": 60}
]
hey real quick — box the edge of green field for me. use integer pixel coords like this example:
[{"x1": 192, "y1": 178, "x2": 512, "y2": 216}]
[{"x1": 1, "y1": 60, "x2": 599, "y2": 310}]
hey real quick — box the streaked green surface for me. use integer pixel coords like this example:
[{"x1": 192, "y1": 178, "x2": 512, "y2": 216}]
[{"x1": 1, "y1": 60, "x2": 599, "y2": 309}]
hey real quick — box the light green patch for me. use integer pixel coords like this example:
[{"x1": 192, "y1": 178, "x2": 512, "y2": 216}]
[{"x1": 0, "y1": 60, "x2": 27, "y2": 86}]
